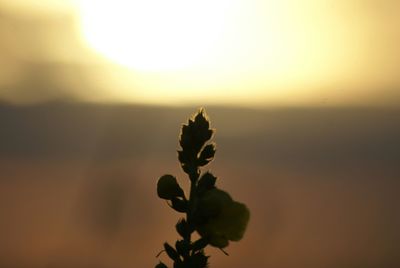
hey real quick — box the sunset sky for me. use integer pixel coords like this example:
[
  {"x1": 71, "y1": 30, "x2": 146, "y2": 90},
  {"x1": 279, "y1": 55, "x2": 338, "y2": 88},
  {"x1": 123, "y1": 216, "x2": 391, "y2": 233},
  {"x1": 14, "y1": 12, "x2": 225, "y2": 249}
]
[
  {"x1": 1, "y1": 2, "x2": 400, "y2": 267},
  {"x1": 0, "y1": 0, "x2": 399, "y2": 106}
]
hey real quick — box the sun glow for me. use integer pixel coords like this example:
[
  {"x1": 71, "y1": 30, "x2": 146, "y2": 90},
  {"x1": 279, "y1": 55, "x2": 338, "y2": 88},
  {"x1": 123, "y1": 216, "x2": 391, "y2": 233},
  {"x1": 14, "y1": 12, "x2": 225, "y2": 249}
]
[
  {"x1": 76, "y1": 0, "x2": 369, "y2": 106},
  {"x1": 78, "y1": 0, "x2": 236, "y2": 71}
]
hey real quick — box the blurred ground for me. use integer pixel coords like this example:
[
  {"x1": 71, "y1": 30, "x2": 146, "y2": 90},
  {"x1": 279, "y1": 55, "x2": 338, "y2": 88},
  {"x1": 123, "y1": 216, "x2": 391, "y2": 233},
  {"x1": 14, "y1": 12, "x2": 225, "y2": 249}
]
[{"x1": 0, "y1": 104, "x2": 399, "y2": 267}]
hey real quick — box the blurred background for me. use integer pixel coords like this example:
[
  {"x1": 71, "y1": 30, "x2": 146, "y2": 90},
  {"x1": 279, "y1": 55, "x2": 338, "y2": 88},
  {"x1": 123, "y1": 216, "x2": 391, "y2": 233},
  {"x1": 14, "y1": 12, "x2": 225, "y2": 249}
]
[{"x1": 0, "y1": 0, "x2": 399, "y2": 267}]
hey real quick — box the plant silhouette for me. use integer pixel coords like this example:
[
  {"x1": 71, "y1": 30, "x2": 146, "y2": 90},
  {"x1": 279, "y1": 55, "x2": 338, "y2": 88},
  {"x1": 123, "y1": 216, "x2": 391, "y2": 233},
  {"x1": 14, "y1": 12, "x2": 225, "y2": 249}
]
[{"x1": 155, "y1": 109, "x2": 250, "y2": 268}]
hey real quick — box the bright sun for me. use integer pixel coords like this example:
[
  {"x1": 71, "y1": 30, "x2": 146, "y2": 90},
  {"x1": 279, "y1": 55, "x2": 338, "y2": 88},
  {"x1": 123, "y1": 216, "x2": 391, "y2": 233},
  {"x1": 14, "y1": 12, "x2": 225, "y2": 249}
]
[
  {"x1": 78, "y1": 0, "x2": 235, "y2": 71},
  {"x1": 76, "y1": 0, "x2": 363, "y2": 106}
]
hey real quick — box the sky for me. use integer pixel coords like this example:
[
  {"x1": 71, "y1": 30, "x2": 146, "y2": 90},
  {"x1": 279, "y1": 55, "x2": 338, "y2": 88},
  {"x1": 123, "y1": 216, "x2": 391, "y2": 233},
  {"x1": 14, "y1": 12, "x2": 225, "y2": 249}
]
[
  {"x1": 0, "y1": 0, "x2": 399, "y2": 106},
  {"x1": 1, "y1": 2, "x2": 399, "y2": 267}
]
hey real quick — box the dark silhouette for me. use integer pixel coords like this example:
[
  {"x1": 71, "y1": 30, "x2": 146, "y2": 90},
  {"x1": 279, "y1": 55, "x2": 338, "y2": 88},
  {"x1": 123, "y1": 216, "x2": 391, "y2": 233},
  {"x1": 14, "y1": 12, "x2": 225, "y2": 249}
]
[{"x1": 155, "y1": 109, "x2": 250, "y2": 268}]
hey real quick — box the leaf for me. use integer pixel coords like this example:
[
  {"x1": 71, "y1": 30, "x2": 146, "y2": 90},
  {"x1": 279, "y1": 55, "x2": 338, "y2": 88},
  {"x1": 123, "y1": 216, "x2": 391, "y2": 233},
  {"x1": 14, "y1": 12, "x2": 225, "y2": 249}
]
[
  {"x1": 157, "y1": 175, "x2": 184, "y2": 200},
  {"x1": 194, "y1": 109, "x2": 210, "y2": 131},
  {"x1": 195, "y1": 189, "x2": 250, "y2": 248},
  {"x1": 170, "y1": 197, "x2": 188, "y2": 213},
  {"x1": 209, "y1": 201, "x2": 250, "y2": 242},
  {"x1": 198, "y1": 143, "x2": 216, "y2": 166},
  {"x1": 208, "y1": 235, "x2": 229, "y2": 248},
  {"x1": 179, "y1": 109, "x2": 214, "y2": 159},
  {"x1": 175, "y1": 240, "x2": 190, "y2": 257},
  {"x1": 177, "y1": 150, "x2": 191, "y2": 165},
  {"x1": 155, "y1": 261, "x2": 168, "y2": 268},
  {"x1": 198, "y1": 188, "x2": 232, "y2": 218},
  {"x1": 197, "y1": 172, "x2": 217, "y2": 194},
  {"x1": 187, "y1": 251, "x2": 209, "y2": 268},
  {"x1": 175, "y1": 219, "x2": 188, "y2": 238},
  {"x1": 191, "y1": 238, "x2": 209, "y2": 251},
  {"x1": 179, "y1": 124, "x2": 193, "y2": 151},
  {"x1": 164, "y1": 242, "x2": 180, "y2": 262},
  {"x1": 173, "y1": 262, "x2": 184, "y2": 268}
]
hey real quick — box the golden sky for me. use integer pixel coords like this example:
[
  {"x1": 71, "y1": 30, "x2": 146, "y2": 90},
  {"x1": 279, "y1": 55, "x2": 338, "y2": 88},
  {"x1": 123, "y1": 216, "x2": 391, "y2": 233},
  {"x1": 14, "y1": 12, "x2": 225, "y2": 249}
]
[{"x1": 0, "y1": 0, "x2": 399, "y2": 106}]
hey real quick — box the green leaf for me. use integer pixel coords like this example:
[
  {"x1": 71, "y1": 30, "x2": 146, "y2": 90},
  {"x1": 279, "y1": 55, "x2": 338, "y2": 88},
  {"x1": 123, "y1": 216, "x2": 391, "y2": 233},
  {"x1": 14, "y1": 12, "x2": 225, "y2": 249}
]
[{"x1": 157, "y1": 175, "x2": 184, "y2": 200}]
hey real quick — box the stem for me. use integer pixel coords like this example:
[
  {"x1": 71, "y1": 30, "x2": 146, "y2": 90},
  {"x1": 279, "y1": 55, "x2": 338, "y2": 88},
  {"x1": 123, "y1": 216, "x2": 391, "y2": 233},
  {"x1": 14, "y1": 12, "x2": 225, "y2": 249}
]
[
  {"x1": 183, "y1": 167, "x2": 199, "y2": 261},
  {"x1": 188, "y1": 167, "x2": 200, "y2": 222}
]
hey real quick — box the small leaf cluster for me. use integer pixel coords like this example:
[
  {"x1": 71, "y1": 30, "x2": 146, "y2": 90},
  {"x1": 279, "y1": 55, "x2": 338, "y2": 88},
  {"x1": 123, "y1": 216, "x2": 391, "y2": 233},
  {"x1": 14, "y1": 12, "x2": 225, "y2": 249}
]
[{"x1": 156, "y1": 109, "x2": 250, "y2": 268}]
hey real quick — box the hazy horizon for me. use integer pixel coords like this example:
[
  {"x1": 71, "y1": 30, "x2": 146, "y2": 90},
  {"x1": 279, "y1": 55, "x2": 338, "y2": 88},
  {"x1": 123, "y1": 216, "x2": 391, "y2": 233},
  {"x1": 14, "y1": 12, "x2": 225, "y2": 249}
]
[{"x1": 1, "y1": 103, "x2": 399, "y2": 267}]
